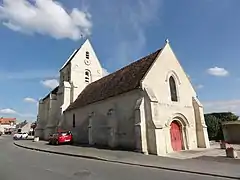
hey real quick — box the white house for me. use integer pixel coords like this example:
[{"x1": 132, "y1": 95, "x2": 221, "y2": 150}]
[{"x1": 36, "y1": 39, "x2": 210, "y2": 156}]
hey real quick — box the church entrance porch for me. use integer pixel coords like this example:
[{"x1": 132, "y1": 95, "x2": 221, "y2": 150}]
[
  {"x1": 163, "y1": 113, "x2": 191, "y2": 154},
  {"x1": 170, "y1": 120, "x2": 183, "y2": 151}
]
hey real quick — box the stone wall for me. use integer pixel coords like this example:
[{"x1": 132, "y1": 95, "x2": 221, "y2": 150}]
[
  {"x1": 222, "y1": 122, "x2": 240, "y2": 144},
  {"x1": 64, "y1": 90, "x2": 142, "y2": 150}
]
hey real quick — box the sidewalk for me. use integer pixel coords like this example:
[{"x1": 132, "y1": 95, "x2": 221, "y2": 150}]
[{"x1": 14, "y1": 140, "x2": 240, "y2": 179}]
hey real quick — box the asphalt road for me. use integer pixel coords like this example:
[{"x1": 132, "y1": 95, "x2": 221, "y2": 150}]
[{"x1": 0, "y1": 136, "x2": 228, "y2": 180}]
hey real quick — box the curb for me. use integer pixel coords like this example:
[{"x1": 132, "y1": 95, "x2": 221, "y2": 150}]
[{"x1": 14, "y1": 142, "x2": 239, "y2": 179}]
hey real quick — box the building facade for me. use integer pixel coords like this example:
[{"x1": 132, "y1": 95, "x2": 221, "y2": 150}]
[
  {"x1": 0, "y1": 117, "x2": 16, "y2": 134},
  {"x1": 35, "y1": 39, "x2": 103, "y2": 140},
  {"x1": 36, "y1": 39, "x2": 210, "y2": 156}
]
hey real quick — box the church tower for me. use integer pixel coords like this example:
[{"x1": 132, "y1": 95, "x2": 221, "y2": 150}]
[
  {"x1": 36, "y1": 39, "x2": 103, "y2": 139},
  {"x1": 58, "y1": 39, "x2": 103, "y2": 114}
]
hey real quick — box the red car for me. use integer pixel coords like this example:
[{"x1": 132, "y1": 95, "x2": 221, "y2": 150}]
[{"x1": 49, "y1": 131, "x2": 73, "y2": 145}]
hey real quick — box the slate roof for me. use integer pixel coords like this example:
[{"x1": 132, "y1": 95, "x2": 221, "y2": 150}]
[{"x1": 66, "y1": 48, "x2": 162, "y2": 111}]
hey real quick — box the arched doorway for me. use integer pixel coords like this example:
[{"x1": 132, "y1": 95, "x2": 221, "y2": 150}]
[{"x1": 170, "y1": 120, "x2": 183, "y2": 151}]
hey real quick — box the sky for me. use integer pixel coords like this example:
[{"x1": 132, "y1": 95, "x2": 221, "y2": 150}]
[{"x1": 0, "y1": 0, "x2": 240, "y2": 122}]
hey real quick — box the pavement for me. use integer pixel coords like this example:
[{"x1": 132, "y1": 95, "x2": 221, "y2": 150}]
[
  {"x1": 166, "y1": 142, "x2": 240, "y2": 160},
  {"x1": 13, "y1": 138, "x2": 240, "y2": 179},
  {"x1": 0, "y1": 135, "x2": 229, "y2": 180}
]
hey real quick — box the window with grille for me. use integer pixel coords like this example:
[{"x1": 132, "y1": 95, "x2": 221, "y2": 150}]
[
  {"x1": 85, "y1": 70, "x2": 91, "y2": 83},
  {"x1": 86, "y1": 51, "x2": 89, "y2": 59}
]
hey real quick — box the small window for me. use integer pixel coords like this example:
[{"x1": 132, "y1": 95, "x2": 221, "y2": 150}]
[
  {"x1": 86, "y1": 51, "x2": 89, "y2": 59},
  {"x1": 85, "y1": 70, "x2": 91, "y2": 83},
  {"x1": 169, "y1": 76, "x2": 178, "y2": 102},
  {"x1": 73, "y1": 114, "x2": 76, "y2": 128}
]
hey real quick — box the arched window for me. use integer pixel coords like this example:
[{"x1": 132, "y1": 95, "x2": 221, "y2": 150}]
[
  {"x1": 86, "y1": 51, "x2": 89, "y2": 59},
  {"x1": 85, "y1": 70, "x2": 91, "y2": 83},
  {"x1": 73, "y1": 114, "x2": 76, "y2": 128},
  {"x1": 169, "y1": 76, "x2": 178, "y2": 102}
]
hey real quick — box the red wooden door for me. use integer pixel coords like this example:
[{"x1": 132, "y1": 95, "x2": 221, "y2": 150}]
[{"x1": 170, "y1": 121, "x2": 183, "y2": 151}]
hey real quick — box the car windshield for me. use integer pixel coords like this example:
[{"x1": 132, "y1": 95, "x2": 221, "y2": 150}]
[{"x1": 58, "y1": 131, "x2": 70, "y2": 136}]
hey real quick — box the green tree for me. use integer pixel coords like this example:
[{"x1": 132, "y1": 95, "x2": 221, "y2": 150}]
[
  {"x1": 204, "y1": 112, "x2": 239, "y2": 140},
  {"x1": 204, "y1": 115, "x2": 220, "y2": 140},
  {"x1": 208, "y1": 112, "x2": 239, "y2": 122}
]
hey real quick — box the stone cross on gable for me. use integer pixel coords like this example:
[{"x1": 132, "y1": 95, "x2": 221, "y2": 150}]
[{"x1": 165, "y1": 39, "x2": 170, "y2": 43}]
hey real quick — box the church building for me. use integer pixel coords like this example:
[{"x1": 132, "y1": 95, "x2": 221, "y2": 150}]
[
  {"x1": 35, "y1": 39, "x2": 210, "y2": 156},
  {"x1": 35, "y1": 39, "x2": 103, "y2": 140}
]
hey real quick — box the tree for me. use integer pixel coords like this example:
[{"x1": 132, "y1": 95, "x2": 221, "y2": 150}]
[
  {"x1": 204, "y1": 115, "x2": 220, "y2": 140},
  {"x1": 204, "y1": 112, "x2": 239, "y2": 140},
  {"x1": 209, "y1": 112, "x2": 239, "y2": 122}
]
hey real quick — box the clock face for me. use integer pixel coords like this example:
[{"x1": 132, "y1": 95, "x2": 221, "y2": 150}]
[{"x1": 84, "y1": 59, "x2": 91, "y2": 65}]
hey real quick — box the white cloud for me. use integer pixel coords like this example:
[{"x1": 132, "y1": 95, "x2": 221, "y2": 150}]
[
  {"x1": 0, "y1": 108, "x2": 17, "y2": 114},
  {"x1": 102, "y1": 68, "x2": 110, "y2": 76},
  {"x1": 207, "y1": 67, "x2": 229, "y2": 77},
  {"x1": 203, "y1": 99, "x2": 240, "y2": 114},
  {"x1": 41, "y1": 79, "x2": 59, "y2": 89},
  {"x1": 104, "y1": 0, "x2": 162, "y2": 67},
  {"x1": 0, "y1": 69, "x2": 58, "y2": 81},
  {"x1": 0, "y1": 108, "x2": 36, "y2": 119},
  {"x1": 0, "y1": 0, "x2": 92, "y2": 40},
  {"x1": 24, "y1": 97, "x2": 37, "y2": 103}
]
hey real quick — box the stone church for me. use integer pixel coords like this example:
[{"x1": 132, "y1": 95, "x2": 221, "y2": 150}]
[{"x1": 35, "y1": 39, "x2": 210, "y2": 156}]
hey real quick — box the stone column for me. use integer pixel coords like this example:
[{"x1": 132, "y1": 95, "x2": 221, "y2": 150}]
[
  {"x1": 107, "y1": 109, "x2": 117, "y2": 148},
  {"x1": 88, "y1": 112, "x2": 94, "y2": 145},
  {"x1": 35, "y1": 99, "x2": 44, "y2": 139},
  {"x1": 134, "y1": 98, "x2": 148, "y2": 154},
  {"x1": 183, "y1": 126, "x2": 190, "y2": 150},
  {"x1": 192, "y1": 97, "x2": 210, "y2": 148}
]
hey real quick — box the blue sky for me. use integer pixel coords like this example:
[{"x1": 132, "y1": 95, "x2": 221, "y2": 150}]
[{"x1": 0, "y1": 0, "x2": 240, "y2": 122}]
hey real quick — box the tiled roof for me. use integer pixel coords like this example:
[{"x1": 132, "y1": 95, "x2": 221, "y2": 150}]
[
  {"x1": 66, "y1": 48, "x2": 162, "y2": 111},
  {"x1": 42, "y1": 86, "x2": 59, "y2": 101},
  {"x1": 52, "y1": 86, "x2": 59, "y2": 95},
  {"x1": 42, "y1": 93, "x2": 50, "y2": 101},
  {"x1": 0, "y1": 118, "x2": 16, "y2": 125}
]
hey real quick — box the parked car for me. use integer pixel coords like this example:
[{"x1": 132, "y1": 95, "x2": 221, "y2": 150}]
[
  {"x1": 49, "y1": 131, "x2": 73, "y2": 145},
  {"x1": 13, "y1": 132, "x2": 28, "y2": 140},
  {"x1": 4, "y1": 130, "x2": 12, "y2": 135}
]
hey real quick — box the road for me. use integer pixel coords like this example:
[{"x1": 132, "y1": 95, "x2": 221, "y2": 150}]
[{"x1": 0, "y1": 136, "x2": 228, "y2": 180}]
